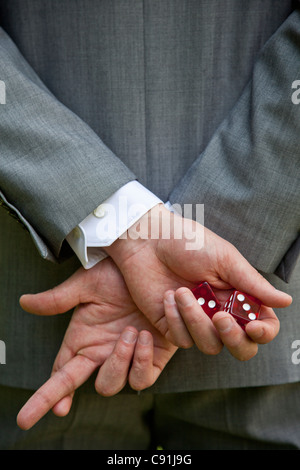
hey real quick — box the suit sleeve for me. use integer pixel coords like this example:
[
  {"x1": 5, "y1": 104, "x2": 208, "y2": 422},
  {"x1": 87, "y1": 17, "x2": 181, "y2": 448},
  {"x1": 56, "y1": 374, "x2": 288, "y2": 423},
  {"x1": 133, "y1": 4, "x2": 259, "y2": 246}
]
[
  {"x1": 169, "y1": 8, "x2": 300, "y2": 283},
  {"x1": 0, "y1": 27, "x2": 136, "y2": 260}
]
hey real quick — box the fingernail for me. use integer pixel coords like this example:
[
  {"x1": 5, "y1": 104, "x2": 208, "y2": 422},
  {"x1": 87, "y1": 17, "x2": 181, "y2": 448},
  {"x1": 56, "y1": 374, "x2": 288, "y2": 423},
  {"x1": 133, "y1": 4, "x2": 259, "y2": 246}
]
[
  {"x1": 164, "y1": 291, "x2": 175, "y2": 304},
  {"x1": 138, "y1": 331, "x2": 151, "y2": 345},
  {"x1": 122, "y1": 329, "x2": 137, "y2": 344},
  {"x1": 177, "y1": 290, "x2": 193, "y2": 307},
  {"x1": 216, "y1": 316, "x2": 234, "y2": 333}
]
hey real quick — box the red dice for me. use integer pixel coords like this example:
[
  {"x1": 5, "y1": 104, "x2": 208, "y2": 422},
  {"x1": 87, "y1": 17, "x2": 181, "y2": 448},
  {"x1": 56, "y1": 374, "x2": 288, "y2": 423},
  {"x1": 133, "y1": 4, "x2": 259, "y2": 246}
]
[
  {"x1": 191, "y1": 282, "x2": 221, "y2": 319},
  {"x1": 223, "y1": 291, "x2": 261, "y2": 327},
  {"x1": 191, "y1": 282, "x2": 261, "y2": 327}
]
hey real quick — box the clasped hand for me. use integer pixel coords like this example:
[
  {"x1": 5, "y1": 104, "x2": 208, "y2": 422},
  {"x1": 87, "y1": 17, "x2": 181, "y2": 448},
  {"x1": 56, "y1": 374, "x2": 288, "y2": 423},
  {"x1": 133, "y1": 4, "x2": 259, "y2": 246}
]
[{"x1": 17, "y1": 205, "x2": 292, "y2": 430}]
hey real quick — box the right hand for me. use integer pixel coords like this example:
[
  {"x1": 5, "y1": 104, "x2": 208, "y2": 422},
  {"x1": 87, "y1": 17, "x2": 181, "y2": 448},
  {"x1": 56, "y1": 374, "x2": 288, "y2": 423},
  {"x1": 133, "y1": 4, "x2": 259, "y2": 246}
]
[{"x1": 16, "y1": 258, "x2": 177, "y2": 430}]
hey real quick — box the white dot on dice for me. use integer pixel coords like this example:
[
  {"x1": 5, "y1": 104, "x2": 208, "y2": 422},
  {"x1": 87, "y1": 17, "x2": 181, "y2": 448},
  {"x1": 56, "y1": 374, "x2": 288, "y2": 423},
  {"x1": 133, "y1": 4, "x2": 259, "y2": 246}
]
[
  {"x1": 198, "y1": 297, "x2": 205, "y2": 305},
  {"x1": 242, "y1": 303, "x2": 251, "y2": 311},
  {"x1": 248, "y1": 313, "x2": 257, "y2": 321},
  {"x1": 208, "y1": 300, "x2": 216, "y2": 308}
]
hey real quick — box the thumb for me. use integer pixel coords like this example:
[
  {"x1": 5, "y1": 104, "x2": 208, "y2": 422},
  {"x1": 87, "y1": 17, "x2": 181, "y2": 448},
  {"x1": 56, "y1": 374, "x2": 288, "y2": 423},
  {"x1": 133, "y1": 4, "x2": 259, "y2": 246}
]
[
  {"x1": 219, "y1": 244, "x2": 293, "y2": 309},
  {"x1": 19, "y1": 268, "x2": 85, "y2": 316}
]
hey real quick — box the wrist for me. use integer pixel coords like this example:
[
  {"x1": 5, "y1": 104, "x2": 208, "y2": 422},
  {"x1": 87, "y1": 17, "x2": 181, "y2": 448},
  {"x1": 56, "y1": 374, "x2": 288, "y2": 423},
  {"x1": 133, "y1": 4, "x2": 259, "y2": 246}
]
[{"x1": 105, "y1": 203, "x2": 172, "y2": 265}]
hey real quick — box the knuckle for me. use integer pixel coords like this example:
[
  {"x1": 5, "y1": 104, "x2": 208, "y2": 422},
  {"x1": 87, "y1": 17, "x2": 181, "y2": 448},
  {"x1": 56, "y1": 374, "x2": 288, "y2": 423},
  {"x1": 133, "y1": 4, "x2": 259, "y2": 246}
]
[
  {"x1": 114, "y1": 344, "x2": 132, "y2": 364},
  {"x1": 58, "y1": 368, "x2": 76, "y2": 392},
  {"x1": 34, "y1": 389, "x2": 53, "y2": 410},
  {"x1": 183, "y1": 312, "x2": 202, "y2": 328},
  {"x1": 134, "y1": 354, "x2": 149, "y2": 369}
]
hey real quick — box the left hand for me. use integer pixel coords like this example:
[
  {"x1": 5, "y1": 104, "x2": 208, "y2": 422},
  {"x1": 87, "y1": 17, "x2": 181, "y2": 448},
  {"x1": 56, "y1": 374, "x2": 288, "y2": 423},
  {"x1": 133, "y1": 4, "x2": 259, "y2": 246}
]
[
  {"x1": 106, "y1": 204, "x2": 291, "y2": 351},
  {"x1": 16, "y1": 258, "x2": 177, "y2": 431}
]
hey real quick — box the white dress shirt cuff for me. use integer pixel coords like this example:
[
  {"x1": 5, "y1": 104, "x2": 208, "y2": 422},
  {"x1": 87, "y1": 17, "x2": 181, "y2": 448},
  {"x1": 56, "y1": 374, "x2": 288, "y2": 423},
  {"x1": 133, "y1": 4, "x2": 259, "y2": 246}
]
[{"x1": 66, "y1": 180, "x2": 163, "y2": 269}]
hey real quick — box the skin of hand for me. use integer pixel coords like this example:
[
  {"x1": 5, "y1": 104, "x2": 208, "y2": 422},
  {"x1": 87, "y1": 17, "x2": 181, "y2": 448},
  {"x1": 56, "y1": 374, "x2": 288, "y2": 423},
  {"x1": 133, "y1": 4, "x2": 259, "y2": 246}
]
[
  {"x1": 105, "y1": 204, "x2": 292, "y2": 357},
  {"x1": 16, "y1": 258, "x2": 177, "y2": 431}
]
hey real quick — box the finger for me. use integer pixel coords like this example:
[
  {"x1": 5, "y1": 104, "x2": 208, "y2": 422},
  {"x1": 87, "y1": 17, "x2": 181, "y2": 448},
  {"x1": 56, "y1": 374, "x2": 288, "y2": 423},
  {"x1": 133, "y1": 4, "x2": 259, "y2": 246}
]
[
  {"x1": 174, "y1": 287, "x2": 223, "y2": 355},
  {"x1": 50, "y1": 361, "x2": 75, "y2": 417},
  {"x1": 244, "y1": 306, "x2": 280, "y2": 344},
  {"x1": 212, "y1": 311, "x2": 258, "y2": 361},
  {"x1": 163, "y1": 290, "x2": 194, "y2": 348},
  {"x1": 129, "y1": 330, "x2": 155, "y2": 390},
  {"x1": 49, "y1": 341, "x2": 76, "y2": 417},
  {"x1": 219, "y1": 243, "x2": 293, "y2": 309},
  {"x1": 95, "y1": 327, "x2": 138, "y2": 397},
  {"x1": 17, "y1": 355, "x2": 96, "y2": 430},
  {"x1": 19, "y1": 268, "x2": 87, "y2": 315},
  {"x1": 52, "y1": 394, "x2": 74, "y2": 417}
]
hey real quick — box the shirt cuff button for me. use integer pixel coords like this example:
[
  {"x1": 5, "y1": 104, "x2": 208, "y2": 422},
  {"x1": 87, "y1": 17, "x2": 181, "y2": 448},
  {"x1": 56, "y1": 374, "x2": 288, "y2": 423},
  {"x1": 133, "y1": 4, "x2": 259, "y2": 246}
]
[{"x1": 93, "y1": 205, "x2": 106, "y2": 218}]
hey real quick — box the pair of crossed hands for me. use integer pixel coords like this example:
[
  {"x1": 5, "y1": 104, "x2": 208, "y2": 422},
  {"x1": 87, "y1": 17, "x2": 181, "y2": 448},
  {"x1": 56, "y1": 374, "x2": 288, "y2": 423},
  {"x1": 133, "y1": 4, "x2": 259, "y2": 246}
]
[{"x1": 17, "y1": 205, "x2": 292, "y2": 429}]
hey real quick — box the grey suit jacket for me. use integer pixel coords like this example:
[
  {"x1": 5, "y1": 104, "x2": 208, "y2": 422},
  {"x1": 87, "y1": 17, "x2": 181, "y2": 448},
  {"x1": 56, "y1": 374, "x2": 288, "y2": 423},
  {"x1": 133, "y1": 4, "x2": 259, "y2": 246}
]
[{"x1": 0, "y1": 0, "x2": 299, "y2": 393}]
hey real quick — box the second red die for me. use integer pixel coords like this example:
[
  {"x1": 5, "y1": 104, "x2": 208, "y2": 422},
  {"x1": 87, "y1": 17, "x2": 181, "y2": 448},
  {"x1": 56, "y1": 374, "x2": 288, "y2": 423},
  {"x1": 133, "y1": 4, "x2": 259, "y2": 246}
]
[{"x1": 224, "y1": 291, "x2": 261, "y2": 327}]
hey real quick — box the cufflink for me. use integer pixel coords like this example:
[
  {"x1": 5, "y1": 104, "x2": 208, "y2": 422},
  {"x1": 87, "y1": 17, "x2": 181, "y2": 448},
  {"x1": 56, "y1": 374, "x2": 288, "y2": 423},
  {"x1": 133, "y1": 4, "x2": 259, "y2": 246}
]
[{"x1": 93, "y1": 204, "x2": 106, "y2": 218}]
